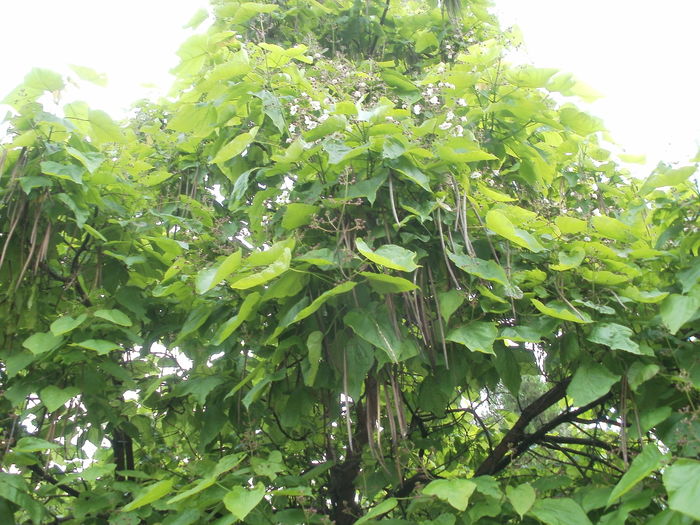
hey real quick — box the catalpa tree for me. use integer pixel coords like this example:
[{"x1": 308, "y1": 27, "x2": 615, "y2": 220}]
[{"x1": 0, "y1": 0, "x2": 699, "y2": 523}]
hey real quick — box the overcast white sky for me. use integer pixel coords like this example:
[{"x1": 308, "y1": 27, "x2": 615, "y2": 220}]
[{"x1": 2, "y1": 0, "x2": 699, "y2": 174}]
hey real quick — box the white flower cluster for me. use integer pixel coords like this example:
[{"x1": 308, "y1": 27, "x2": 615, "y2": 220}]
[
  {"x1": 410, "y1": 79, "x2": 469, "y2": 137},
  {"x1": 286, "y1": 91, "x2": 333, "y2": 142}
]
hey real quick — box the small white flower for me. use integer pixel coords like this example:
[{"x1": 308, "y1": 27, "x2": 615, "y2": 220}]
[
  {"x1": 439, "y1": 122, "x2": 451, "y2": 130},
  {"x1": 353, "y1": 90, "x2": 362, "y2": 99},
  {"x1": 413, "y1": 104, "x2": 422, "y2": 115},
  {"x1": 307, "y1": 120, "x2": 318, "y2": 130},
  {"x1": 453, "y1": 125, "x2": 464, "y2": 137},
  {"x1": 446, "y1": 44, "x2": 452, "y2": 50},
  {"x1": 310, "y1": 100, "x2": 321, "y2": 111},
  {"x1": 290, "y1": 105, "x2": 299, "y2": 115},
  {"x1": 318, "y1": 113, "x2": 329, "y2": 122},
  {"x1": 426, "y1": 87, "x2": 434, "y2": 96},
  {"x1": 460, "y1": 115, "x2": 468, "y2": 122},
  {"x1": 446, "y1": 110, "x2": 455, "y2": 121},
  {"x1": 289, "y1": 124, "x2": 296, "y2": 133},
  {"x1": 359, "y1": 81, "x2": 367, "y2": 87},
  {"x1": 323, "y1": 97, "x2": 331, "y2": 105},
  {"x1": 429, "y1": 95, "x2": 439, "y2": 105},
  {"x1": 457, "y1": 98, "x2": 467, "y2": 106}
]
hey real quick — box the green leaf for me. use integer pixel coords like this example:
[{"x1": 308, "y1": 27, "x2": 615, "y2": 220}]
[
  {"x1": 507, "y1": 483, "x2": 536, "y2": 518},
  {"x1": 5, "y1": 352, "x2": 37, "y2": 377},
  {"x1": 89, "y1": 109, "x2": 126, "y2": 144},
  {"x1": 176, "y1": 305, "x2": 212, "y2": 343},
  {"x1": 94, "y1": 308, "x2": 132, "y2": 327},
  {"x1": 175, "y1": 376, "x2": 225, "y2": 405},
  {"x1": 660, "y1": 294, "x2": 699, "y2": 334},
  {"x1": 211, "y1": 292, "x2": 261, "y2": 345},
  {"x1": 303, "y1": 331, "x2": 323, "y2": 387},
  {"x1": 356, "y1": 238, "x2": 419, "y2": 272},
  {"x1": 382, "y1": 68, "x2": 420, "y2": 94},
  {"x1": 344, "y1": 171, "x2": 388, "y2": 204},
  {"x1": 212, "y1": 127, "x2": 259, "y2": 165},
  {"x1": 256, "y1": 90, "x2": 287, "y2": 133},
  {"x1": 290, "y1": 281, "x2": 356, "y2": 324},
  {"x1": 436, "y1": 145, "x2": 497, "y2": 164},
  {"x1": 13, "y1": 437, "x2": 61, "y2": 452},
  {"x1": 302, "y1": 115, "x2": 347, "y2": 141},
  {"x1": 25, "y1": 68, "x2": 64, "y2": 92},
  {"x1": 167, "y1": 477, "x2": 216, "y2": 505},
  {"x1": 447, "y1": 251, "x2": 509, "y2": 286},
  {"x1": 282, "y1": 203, "x2": 318, "y2": 230},
  {"x1": 529, "y1": 497, "x2": 593, "y2": 525},
  {"x1": 559, "y1": 107, "x2": 603, "y2": 136},
  {"x1": 438, "y1": 290, "x2": 465, "y2": 323},
  {"x1": 230, "y1": 248, "x2": 291, "y2": 289},
  {"x1": 73, "y1": 339, "x2": 121, "y2": 354},
  {"x1": 499, "y1": 325, "x2": 542, "y2": 343},
  {"x1": 678, "y1": 261, "x2": 700, "y2": 293},
  {"x1": 531, "y1": 299, "x2": 592, "y2": 323},
  {"x1": 579, "y1": 268, "x2": 630, "y2": 285},
  {"x1": 591, "y1": 216, "x2": 636, "y2": 242},
  {"x1": 555, "y1": 216, "x2": 588, "y2": 235},
  {"x1": 40, "y1": 386, "x2": 79, "y2": 412},
  {"x1": 446, "y1": 322, "x2": 498, "y2": 355},
  {"x1": 551, "y1": 248, "x2": 586, "y2": 271},
  {"x1": 663, "y1": 459, "x2": 700, "y2": 520},
  {"x1": 195, "y1": 250, "x2": 243, "y2": 294},
  {"x1": 252, "y1": 450, "x2": 284, "y2": 479},
  {"x1": 607, "y1": 446, "x2": 665, "y2": 506},
  {"x1": 356, "y1": 498, "x2": 398, "y2": 524},
  {"x1": 486, "y1": 210, "x2": 545, "y2": 252},
  {"x1": 69, "y1": 64, "x2": 108, "y2": 86},
  {"x1": 167, "y1": 103, "x2": 218, "y2": 137},
  {"x1": 22, "y1": 332, "x2": 64, "y2": 355},
  {"x1": 620, "y1": 286, "x2": 669, "y2": 304},
  {"x1": 587, "y1": 323, "x2": 641, "y2": 354},
  {"x1": 65, "y1": 146, "x2": 105, "y2": 173},
  {"x1": 344, "y1": 308, "x2": 417, "y2": 363},
  {"x1": 423, "y1": 479, "x2": 477, "y2": 511},
  {"x1": 41, "y1": 161, "x2": 85, "y2": 184},
  {"x1": 507, "y1": 66, "x2": 558, "y2": 88},
  {"x1": 361, "y1": 272, "x2": 418, "y2": 293},
  {"x1": 415, "y1": 30, "x2": 439, "y2": 53},
  {"x1": 223, "y1": 483, "x2": 265, "y2": 521},
  {"x1": 267, "y1": 281, "x2": 357, "y2": 343},
  {"x1": 627, "y1": 362, "x2": 660, "y2": 391},
  {"x1": 50, "y1": 314, "x2": 87, "y2": 336},
  {"x1": 391, "y1": 157, "x2": 432, "y2": 192},
  {"x1": 122, "y1": 479, "x2": 175, "y2": 512},
  {"x1": 641, "y1": 165, "x2": 697, "y2": 195},
  {"x1": 567, "y1": 361, "x2": 619, "y2": 406}
]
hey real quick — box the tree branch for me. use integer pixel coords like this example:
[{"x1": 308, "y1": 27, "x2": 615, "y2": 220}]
[
  {"x1": 26, "y1": 464, "x2": 80, "y2": 498},
  {"x1": 480, "y1": 391, "x2": 614, "y2": 476},
  {"x1": 475, "y1": 377, "x2": 572, "y2": 476}
]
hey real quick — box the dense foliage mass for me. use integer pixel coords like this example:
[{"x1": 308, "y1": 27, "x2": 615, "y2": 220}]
[{"x1": 1, "y1": 0, "x2": 699, "y2": 523}]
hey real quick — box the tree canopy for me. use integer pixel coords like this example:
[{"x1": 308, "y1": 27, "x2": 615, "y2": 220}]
[{"x1": 1, "y1": 0, "x2": 699, "y2": 523}]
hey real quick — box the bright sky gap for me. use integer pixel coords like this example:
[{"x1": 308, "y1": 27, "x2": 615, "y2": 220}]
[{"x1": 2, "y1": 0, "x2": 699, "y2": 173}]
